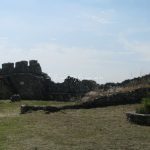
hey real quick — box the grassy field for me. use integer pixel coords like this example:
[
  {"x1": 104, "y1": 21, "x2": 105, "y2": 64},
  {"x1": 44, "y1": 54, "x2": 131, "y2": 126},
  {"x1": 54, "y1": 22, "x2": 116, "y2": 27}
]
[{"x1": 0, "y1": 100, "x2": 149, "y2": 150}]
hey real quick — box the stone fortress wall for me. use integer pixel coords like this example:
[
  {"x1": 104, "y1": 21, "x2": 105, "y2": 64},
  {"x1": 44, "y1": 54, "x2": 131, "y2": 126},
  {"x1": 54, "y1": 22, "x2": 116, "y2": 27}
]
[
  {"x1": 0, "y1": 60, "x2": 49, "y2": 100},
  {"x1": 0, "y1": 60, "x2": 98, "y2": 100},
  {"x1": 0, "y1": 60, "x2": 42, "y2": 75}
]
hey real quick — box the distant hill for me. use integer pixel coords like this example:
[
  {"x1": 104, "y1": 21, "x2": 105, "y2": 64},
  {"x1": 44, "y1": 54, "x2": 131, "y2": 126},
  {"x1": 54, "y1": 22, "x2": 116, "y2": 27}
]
[{"x1": 81, "y1": 74, "x2": 150, "y2": 102}]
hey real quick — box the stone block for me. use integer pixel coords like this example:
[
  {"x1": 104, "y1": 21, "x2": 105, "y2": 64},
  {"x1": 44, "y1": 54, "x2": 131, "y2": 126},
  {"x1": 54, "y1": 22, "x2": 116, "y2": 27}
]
[
  {"x1": 15, "y1": 61, "x2": 28, "y2": 73},
  {"x1": 2, "y1": 63, "x2": 14, "y2": 74},
  {"x1": 29, "y1": 60, "x2": 42, "y2": 74}
]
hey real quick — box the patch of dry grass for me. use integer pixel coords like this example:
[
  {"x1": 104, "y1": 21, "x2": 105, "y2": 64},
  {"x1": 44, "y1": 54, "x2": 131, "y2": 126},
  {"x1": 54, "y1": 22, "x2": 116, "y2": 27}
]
[{"x1": 0, "y1": 101, "x2": 149, "y2": 150}]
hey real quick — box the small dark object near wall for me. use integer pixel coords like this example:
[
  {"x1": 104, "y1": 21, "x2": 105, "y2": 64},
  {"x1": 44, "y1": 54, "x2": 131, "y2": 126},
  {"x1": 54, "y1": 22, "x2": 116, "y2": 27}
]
[
  {"x1": 10, "y1": 94, "x2": 21, "y2": 102},
  {"x1": 126, "y1": 112, "x2": 150, "y2": 126}
]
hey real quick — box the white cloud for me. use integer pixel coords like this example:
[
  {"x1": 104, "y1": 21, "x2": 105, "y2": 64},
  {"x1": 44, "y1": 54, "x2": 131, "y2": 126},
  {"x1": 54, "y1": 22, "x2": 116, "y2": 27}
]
[
  {"x1": 85, "y1": 14, "x2": 112, "y2": 24},
  {"x1": 77, "y1": 9, "x2": 116, "y2": 25},
  {"x1": 119, "y1": 36, "x2": 150, "y2": 62},
  {"x1": 0, "y1": 39, "x2": 130, "y2": 83}
]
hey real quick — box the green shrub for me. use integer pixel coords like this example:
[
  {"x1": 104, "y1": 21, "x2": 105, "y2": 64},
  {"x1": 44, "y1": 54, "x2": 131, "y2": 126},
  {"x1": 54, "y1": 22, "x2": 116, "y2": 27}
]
[{"x1": 136, "y1": 98, "x2": 150, "y2": 114}]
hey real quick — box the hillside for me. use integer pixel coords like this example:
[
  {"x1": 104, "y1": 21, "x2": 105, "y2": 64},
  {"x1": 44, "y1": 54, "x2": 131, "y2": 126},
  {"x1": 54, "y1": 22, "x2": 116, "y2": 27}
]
[{"x1": 81, "y1": 74, "x2": 150, "y2": 103}]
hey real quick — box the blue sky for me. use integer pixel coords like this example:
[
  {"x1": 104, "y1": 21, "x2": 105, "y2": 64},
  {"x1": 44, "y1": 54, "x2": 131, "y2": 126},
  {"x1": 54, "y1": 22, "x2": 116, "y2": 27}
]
[{"x1": 0, "y1": 0, "x2": 149, "y2": 83}]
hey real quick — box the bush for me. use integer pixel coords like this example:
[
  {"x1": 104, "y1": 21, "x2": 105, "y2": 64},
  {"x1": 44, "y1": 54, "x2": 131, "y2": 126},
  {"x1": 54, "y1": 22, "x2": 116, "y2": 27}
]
[
  {"x1": 10, "y1": 94, "x2": 21, "y2": 102},
  {"x1": 136, "y1": 98, "x2": 150, "y2": 114}
]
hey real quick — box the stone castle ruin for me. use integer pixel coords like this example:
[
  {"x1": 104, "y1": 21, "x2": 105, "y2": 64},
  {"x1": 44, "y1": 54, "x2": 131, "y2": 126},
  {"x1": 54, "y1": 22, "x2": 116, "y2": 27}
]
[
  {"x1": 0, "y1": 60, "x2": 50, "y2": 100},
  {"x1": 0, "y1": 60, "x2": 98, "y2": 100},
  {"x1": 1, "y1": 60, "x2": 42, "y2": 75}
]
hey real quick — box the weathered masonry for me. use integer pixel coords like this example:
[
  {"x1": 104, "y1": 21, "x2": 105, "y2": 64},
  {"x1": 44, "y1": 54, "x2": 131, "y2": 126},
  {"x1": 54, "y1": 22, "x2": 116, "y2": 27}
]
[
  {"x1": 0, "y1": 60, "x2": 98, "y2": 100},
  {"x1": 0, "y1": 60, "x2": 50, "y2": 99}
]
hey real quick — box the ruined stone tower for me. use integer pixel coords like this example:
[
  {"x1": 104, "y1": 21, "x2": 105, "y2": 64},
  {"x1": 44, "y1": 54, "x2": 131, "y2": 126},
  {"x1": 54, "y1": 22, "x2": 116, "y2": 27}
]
[{"x1": 0, "y1": 60, "x2": 50, "y2": 99}]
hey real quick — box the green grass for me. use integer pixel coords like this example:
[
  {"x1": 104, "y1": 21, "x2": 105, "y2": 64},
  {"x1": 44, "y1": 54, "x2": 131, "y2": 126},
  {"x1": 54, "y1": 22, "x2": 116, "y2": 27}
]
[
  {"x1": 0, "y1": 100, "x2": 150, "y2": 150},
  {"x1": 136, "y1": 98, "x2": 150, "y2": 114}
]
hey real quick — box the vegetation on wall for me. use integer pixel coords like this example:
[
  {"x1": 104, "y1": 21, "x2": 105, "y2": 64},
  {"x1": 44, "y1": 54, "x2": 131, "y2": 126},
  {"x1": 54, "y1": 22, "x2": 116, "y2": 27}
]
[{"x1": 136, "y1": 97, "x2": 150, "y2": 114}]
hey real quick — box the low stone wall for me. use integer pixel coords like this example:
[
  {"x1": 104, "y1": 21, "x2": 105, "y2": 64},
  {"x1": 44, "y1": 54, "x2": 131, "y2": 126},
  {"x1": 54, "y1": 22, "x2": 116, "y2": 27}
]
[
  {"x1": 20, "y1": 88, "x2": 150, "y2": 114},
  {"x1": 126, "y1": 112, "x2": 150, "y2": 126},
  {"x1": 20, "y1": 105, "x2": 60, "y2": 114}
]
